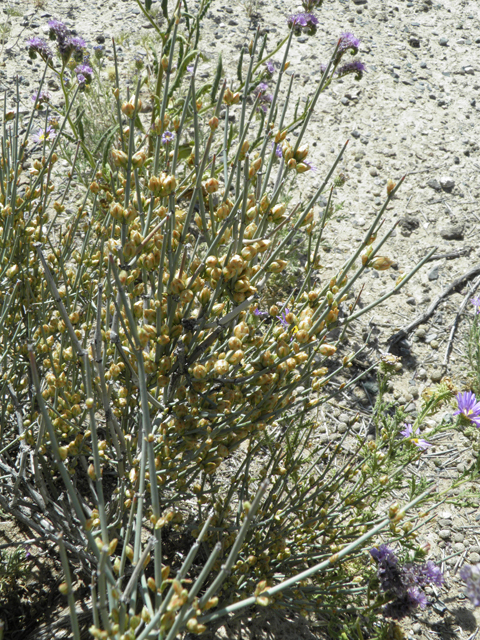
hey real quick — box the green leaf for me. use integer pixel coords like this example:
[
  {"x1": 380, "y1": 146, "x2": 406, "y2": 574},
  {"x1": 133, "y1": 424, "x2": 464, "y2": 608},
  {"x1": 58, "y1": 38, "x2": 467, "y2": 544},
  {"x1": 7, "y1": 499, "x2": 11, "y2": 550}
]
[
  {"x1": 210, "y1": 53, "x2": 222, "y2": 105},
  {"x1": 145, "y1": 0, "x2": 152, "y2": 9}
]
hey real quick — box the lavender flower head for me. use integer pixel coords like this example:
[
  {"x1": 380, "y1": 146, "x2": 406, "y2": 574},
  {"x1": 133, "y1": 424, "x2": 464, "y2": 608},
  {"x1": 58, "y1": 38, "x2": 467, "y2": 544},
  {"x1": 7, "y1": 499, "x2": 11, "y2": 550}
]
[
  {"x1": 460, "y1": 564, "x2": 480, "y2": 607},
  {"x1": 454, "y1": 391, "x2": 480, "y2": 428},
  {"x1": 93, "y1": 45, "x2": 104, "y2": 59},
  {"x1": 338, "y1": 32, "x2": 360, "y2": 55},
  {"x1": 370, "y1": 545, "x2": 404, "y2": 596},
  {"x1": 265, "y1": 60, "x2": 275, "y2": 76},
  {"x1": 26, "y1": 37, "x2": 53, "y2": 62},
  {"x1": 75, "y1": 63, "x2": 93, "y2": 84},
  {"x1": 47, "y1": 19, "x2": 69, "y2": 42},
  {"x1": 32, "y1": 125, "x2": 56, "y2": 144},
  {"x1": 253, "y1": 308, "x2": 269, "y2": 319},
  {"x1": 161, "y1": 131, "x2": 175, "y2": 145},
  {"x1": 405, "y1": 560, "x2": 444, "y2": 588},
  {"x1": 336, "y1": 60, "x2": 366, "y2": 81},
  {"x1": 31, "y1": 90, "x2": 51, "y2": 105},
  {"x1": 400, "y1": 423, "x2": 431, "y2": 450},
  {"x1": 287, "y1": 13, "x2": 319, "y2": 36},
  {"x1": 471, "y1": 296, "x2": 480, "y2": 314},
  {"x1": 275, "y1": 144, "x2": 283, "y2": 158},
  {"x1": 370, "y1": 544, "x2": 443, "y2": 619},
  {"x1": 253, "y1": 83, "x2": 273, "y2": 112}
]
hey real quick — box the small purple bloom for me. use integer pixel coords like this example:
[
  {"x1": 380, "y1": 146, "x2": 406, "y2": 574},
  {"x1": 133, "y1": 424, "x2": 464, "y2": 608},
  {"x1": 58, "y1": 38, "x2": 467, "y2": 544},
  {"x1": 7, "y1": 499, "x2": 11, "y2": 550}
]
[
  {"x1": 336, "y1": 60, "x2": 366, "y2": 81},
  {"x1": 338, "y1": 32, "x2": 360, "y2": 55},
  {"x1": 277, "y1": 308, "x2": 290, "y2": 329},
  {"x1": 76, "y1": 74, "x2": 86, "y2": 86},
  {"x1": 275, "y1": 144, "x2": 283, "y2": 158},
  {"x1": 460, "y1": 564, "x2": 480, "y2": 607},
  {"x1": 26, "y1": 37, "x2": 53, "y2": 61},
  {"x1": 161, "y1": 130, "x2": 175, "y2": 145},
  {"x1": 287, "y1": 12, "x2": 319, "y2": 35},
  {"x1": 370, "y1": 546, "x2": 404, "y2": 596},
  {"x1": 454, "y1": 391, "x2": 480, "y2": 428},
  {"x1": 400, "y1": 423, "x2": 431, "y2": 450},
  {"x1": 265, "y1": 60, "x2": 275, "y2": 76},
  {"x1": 75, "y1": 63, "x2": 93, "y2": 84},
  {"x1": 303, "y1": 159, "x2": 317, "y2": 173},
  {"x1": 472, "y1": 297, "x2": 480, "y2": 314},
  {"x1": 93, "y1": 45, "x2": 104, "y2": 59},
  {"x1": 32, "y1": 125, "x2": 56, "y2": 144},
  {"x1": 186, "y1": 64, "x2": 195, "y2": 74},
  {"x1": 405, "y1": 561, "x2": 444, "y2": 588},
  {"x1": 47, "y1": 19, "x2": 69, "y2": 44},
  {"x1": 254, "y1": 308, "x2": 269, "y2": 318},
  {"x1": 31, "y1": 90, "x2": 51, "y2": 104}
]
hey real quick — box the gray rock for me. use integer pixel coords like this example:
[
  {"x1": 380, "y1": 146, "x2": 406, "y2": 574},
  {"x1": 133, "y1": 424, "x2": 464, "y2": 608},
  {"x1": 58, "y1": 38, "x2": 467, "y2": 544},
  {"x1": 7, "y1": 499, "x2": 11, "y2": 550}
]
[
  {"x1": 438, "y1": 529, "x2": 451, "y2": 540},
  {"x1": 428, "y1": 266, "x2": 439, "y2": 281},
  {"x1": 351, "y1": 130, "x2": 361, "y2": 139},
  {"x1": 430, "y1": 370, "x2": 443, "y2": 382},
  {"x1": 440, "y1": 176, "x2": 455, "y2": 191},
  {"x1": 427, "y1": 178, "x2": 441, "y2": 191},
  {"x1": 413, "y1": 623, "x2": 422, "y2": 634},
  {"x1": 440, "y1": 224, "x2": 464, "y2": 240},
  {"x1": 341, "y1": 97, "x2": 350, "y2": 106},
  {"x1": 398, "y1": 215, "x2": 419, "y2": 237},
  {"x1": 369, "y1": 167, "x2": 378, "y2": 177},
  {"x1": 454, "y1": 533, "x2": 465, "y2": 543},
  {"x1": 469, "y1": 552, "x2": 480, "y2": 563},
  {"x1": 464, "y1": 66, "x2": 475, "y2": 75},
  {"x1": 439, "y1": 37, "x2": 449, "y2": 46},
  {"x1": 406, "y1": 297, "x2": 416, "y2": 306},
  {"x1": 352, "y1": 0, "x2": 367, "y2": 4},
  {"x1": 409, "y1": 36, "x2": 420, "y2": 48}
]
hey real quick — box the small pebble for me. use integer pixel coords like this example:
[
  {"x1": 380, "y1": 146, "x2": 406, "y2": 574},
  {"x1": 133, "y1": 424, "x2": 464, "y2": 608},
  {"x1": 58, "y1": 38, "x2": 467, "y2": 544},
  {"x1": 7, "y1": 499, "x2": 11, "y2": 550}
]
[
  {"x1": 469, "y1": 552, "x2": 480, "y2": 563},
  {"x1": 430, "y1": 370, "x2": 443, "y2": 382},
  {"x1": 430, "y1": 340, "x2": 439, "y2": 349},
  {"x1": 454, "y1": 533, "x2": 465, "y2": 543},
  {"x1": 438, "y1": 529, "x2": 451, "y2": 540}
]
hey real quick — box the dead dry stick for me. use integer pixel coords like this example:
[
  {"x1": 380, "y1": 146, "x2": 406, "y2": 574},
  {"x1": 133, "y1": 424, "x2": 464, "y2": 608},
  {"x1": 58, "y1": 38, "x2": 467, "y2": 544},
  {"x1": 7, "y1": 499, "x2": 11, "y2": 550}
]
[
  {"x1": 443, "y1": 275, "x2": 480, "y2": 366},
  {"x1": 388, "y1": 263, "x2": 480, "y2": 348}
]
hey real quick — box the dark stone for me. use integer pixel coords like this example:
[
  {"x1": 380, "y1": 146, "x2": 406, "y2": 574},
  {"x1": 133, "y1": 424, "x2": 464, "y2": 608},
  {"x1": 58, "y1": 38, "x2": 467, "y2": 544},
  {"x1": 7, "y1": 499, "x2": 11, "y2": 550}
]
[
  {"x1": 398, "y1": 215, "x2": 420, "y2": 237},
  {"x1": 96, "y1": 35, "x2": 106, "y2": 43},
  {"x1": 428, "y1": 266, "x2": 439, "y2": 281},
  {"x1": 409, "y1": 36, "x2": 420, "y2": 48},
  {"x1": 351, "y1": 130, "x2": 361, "y2": 139},
  {"x1": 341, "y1": 97, "x2": 350, "y2": 106},
  {"x1": 352, "y1": 0, "x2": 367, "y2": 4},
  {"x1": 440, "y1": 224, "x2": 464, "y2": 240},
  {"x1": 427, "y1": 178, "x2": 441, "y2": 191},
  {"x1": 439, "y1": 37, "x2": 449, "y2": 46}
]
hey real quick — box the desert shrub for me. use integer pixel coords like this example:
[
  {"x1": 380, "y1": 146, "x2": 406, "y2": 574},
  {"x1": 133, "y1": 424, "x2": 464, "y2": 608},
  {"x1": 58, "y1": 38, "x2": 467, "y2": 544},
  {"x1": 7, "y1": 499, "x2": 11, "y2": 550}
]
[{"x1": 0, "y1": 2, "x2": 463, "y2": 638}]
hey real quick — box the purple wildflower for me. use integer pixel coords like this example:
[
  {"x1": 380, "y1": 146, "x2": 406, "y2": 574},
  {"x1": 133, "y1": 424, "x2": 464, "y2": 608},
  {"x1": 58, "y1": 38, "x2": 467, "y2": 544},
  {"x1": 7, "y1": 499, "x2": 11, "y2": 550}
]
[
  {"x1": 76, "y1": 74, "x2": 86, "y2": 86},
  {"x1": 32, "y1": 125, "x2": 56, "y2": 144},
  {"x1": 370, "y1": 546, "x2": 405, "y2": 596},
  {"x1": 460, "y1": 564, "x2": 480, "y2": 607},
  {"x1": 370, "y1": 545, "x2": 443, "y2": 619},
  {"x1": 400, "y1": 423, "x2": 432, "y2": 450},
  {"x1": 265, "y1": 60, "x2": 275, "y2": 76},
  {"x1": 471, "y1": 297, "x2": 480, "y2": 314},
  {"x1": 302, "y1": 159, "x2": 317, "y2": 173},
  {"x1": 338, "y1": 32, "x2": 360, "y2": 55},
  {"x1": 287, "y1": 13, "x2": 319, "y2": 36},
  {"x1": 186, "y1": 64, "x2": 194, "y2": 74},
  {"x1": 277, "y1": 308, "x2": 291, "y2": 330},
  {"x1": 93, "y1": 45, "x2": 104, "y2": 59},
  {"x1": 254, "y1": 308, "x2": 269, "y2": 318},
  {"x1": 275, "y1": 144, "x2": 283, "y2": 158},
  {"x1": 161, "y1": 131, "x2": 175, "y2": 145},
  {"x1": 47, "y1": 19, "x2": 69, "y2": 42},
  {"x1": 75, "y1": 63, "x2": 93, "y2": 84},
  {"x1": 405, "y1": 561, "x2": 444, "y2": 588},
  {"x1": 336, "y1": 60, "x2": 366, "y2": 81},
  {"x1": 454, "y1": 391, "x2": 480, "y2": 428},
  {"x1": 31, "y1": 90, "x2": 51, "y2": 104},
  {"x1": 26, "y1": 37, "x2": 53, "y2": 61}
]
